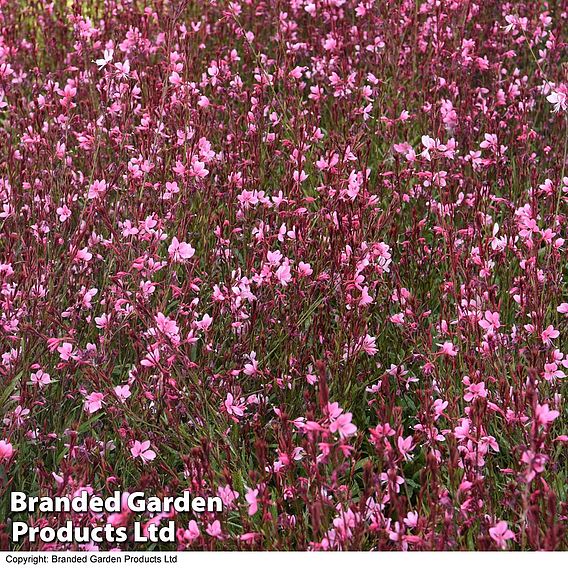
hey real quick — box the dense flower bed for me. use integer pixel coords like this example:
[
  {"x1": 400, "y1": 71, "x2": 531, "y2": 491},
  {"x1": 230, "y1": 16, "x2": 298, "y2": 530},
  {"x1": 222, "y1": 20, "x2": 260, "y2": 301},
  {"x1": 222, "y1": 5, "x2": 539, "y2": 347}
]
[{"x1": 0, "y1": 0, "x2": 567, "y2": 551}]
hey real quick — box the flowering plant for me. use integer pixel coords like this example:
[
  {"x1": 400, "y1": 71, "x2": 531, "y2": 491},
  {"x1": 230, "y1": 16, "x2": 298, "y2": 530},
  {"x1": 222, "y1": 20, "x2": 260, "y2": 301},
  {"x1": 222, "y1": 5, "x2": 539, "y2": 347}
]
[{"x1": 0, "y1": 0, "x2": 566, "y2": 552}]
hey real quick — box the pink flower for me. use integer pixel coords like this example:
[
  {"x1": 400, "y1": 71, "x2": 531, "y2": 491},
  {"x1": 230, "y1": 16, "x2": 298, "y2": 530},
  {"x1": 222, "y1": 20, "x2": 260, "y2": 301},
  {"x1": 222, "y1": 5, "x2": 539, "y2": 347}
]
[
  {"x1": 397, "y1": 435, "x2": 415, "y2": 460},
  {"x1": 541, "y1": 325, "x2": 559, "y2": 345},
  {"x1": 404, "y1": 511, "x2": 418, "y2": 528},
  {"x1": 544, "y1": 363, "x2": 565, "y2": 382},
  {"x1": 479, "y1": 310, "x2": 501, "y2": 334},
  {"x1": 141, "y1": 347, "x2": 161, "y2": 368},
  {"x1": 359, "y1": 286, "x2": 373, "y2": 307},
  {"x1": 115, "y1": 59, "x2": 130, "y2": 79},
  {"x1": 360, "y1": 334, "x2": 378, "y2": 356},
  {"x1": 196, "y1": 313, "x2": 213, "y2": 331},
  {"x1": 557, "y1": 303, "x2": 568, "y2": 315},
  {"x1": 438, "y1": 341, "x2": 458, "y2": 357},
  {"x1": 547, "y1": 90, "x2": 567, "y2": 113},
  {"x1": 239, "y1": 532, "x2": 260, "y2": 542},
  {"x1": 179, "y1": 520, "x2": 200, "y2": 542},
  {"x1": 420, "y1": 135, "x2": 437, "y2": 160},
  {"x1": 57, "y1": 205, "x2": 71, "y2": 221},
  {"x1": 95, "y1": 313, "x2": 109, "y2": 328},
  {"x1": 224, "y1": 393, "x2": 245, "y2": 418},
  {"x1": 155, "y1": 312, "x2": 180, "y2": 339},
  {"x1": 168, "y1": 237, "x2": 195, "y2": 262},
  {"x1": 464, "y1": 381, "x2": 487, "y2": 402},
  {"x1": 243, "y1": 352, "x2": 259, "y2": 376},
  {"x1": 30, "y1": 369, "x2": 51, "y2": 387},
  {"x1": 189, "y1": 159, "x2": 209, "y2": 178},
  {"x1": 245, "y1": 487, "x2": 259, "y2": 515},
  {"x1": 329, "y1": 412, "x2": 357, "y2": 439},
  {"x1": 489, "y1": 521, "x2": 514, "y2": 549},
  {"x1": 521, "y1": 450, "x2": 547, "y2": 482},
  {"x1": 205, "y1": 520, "x2": 223, "y2": 539},
  {"x1": 454, "y1": 418, "x2": 470, "y2": 441},
  {"x1": 130, "y1": 440, "x2": 156, "y2": 463},
  {"x1": 75, "y1": 247, "x2": 92, "y2": 262},
  {"x1": 114, "y1": 385, "x2": 131, "y2": 403},
  {"x1": 393, "y1": 141, "x2": 416, "y2": 162},
  {"x1": 87, "y1": 179, "x2": 107, "y2": 200},
  {"x1": 327, "y1": 402, "x2": 343, "y2": 419},
  {"x1": 0, "y1": 440, "x2": 14, "y2": 460},
  {"x1": 218, "y1": 485, "x2": 239, "y2": 507},
  {"x1": 164, "y1": 181, "x2": 179, "y2": 199},
  {"x1": 480, "y1": 133, "x2": 498, "y2": 150},
  {"x1": 57, "y1": 342, "x2": 74, "y2": 361},
  {"x1": 84, "y1": 392, "x2": 104, "y2": 414},
  {"x1": 389, "y1": 312, "x2": 405, "y2": 324},
  {"x1": 297, "y1": 261, "x2": 313, "y2": 277},
  {"x1": 275, "y1": 261, "x2": 292, "y2": 285},
  {"x1": 535, "y1": 403, "x2": 559, "y2": 427}
]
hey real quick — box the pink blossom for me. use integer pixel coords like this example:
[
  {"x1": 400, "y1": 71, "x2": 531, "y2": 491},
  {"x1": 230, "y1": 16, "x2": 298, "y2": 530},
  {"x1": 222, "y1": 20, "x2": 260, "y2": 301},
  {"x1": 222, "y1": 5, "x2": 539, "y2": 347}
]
[
  {"x1": 218, "y1": 485, "x2": 239, "y2": 507},
  {"x1": 438, "y1": 341, "x2": 458, "y2": 357},
  {"x1": 541, "y1": 325, "x2": 559, "y2": 345},
  {"x1": 87, "y1": 179, "x2": 107, "y2": 200},
  {"x1": 84, "y1": 392, "x2": 104, "y2": 414},
  {"x1": 179, "y1": 520, "x2": 200, "y2": 542},
  {"x1": 489, "y1": 521, "x2": 514, "y2": 549},
  {"x1": 547, "y1": 90, "x2": 567, "y2": 113},
  {"x1": 57, "y1": 342, "x2": 74, "y2": 361},
  {"x1": 397, "y1": 435, "x2": 415, "y2": 460},
  {"x1": 535, "y1": 403, "x2": 559, "y2": 427},
  {"x1": 275, "y1": 261, "x2": 292, "y2": 286},
  {"x1": 205, "y1": 520, "x2": 223, "y2": 539},
  {"x1": 196, "y1": 313, "x2": 213, "y2": 331},
  {"x1": 245, "y1": 487, "x2": 259, "y2": 515},
  {"x1": 168, "y1": 237, "x2": 195, "y2": 262},
  {"x1": 329, "y1": 412, "x2": 357, "y2": 439},
  {"x1": 0, "y1": 440, "x2": 14, "y2": 460},
  {"x1": 130, "y1": 440, "x2": 156, "y2": 463},
  {"x1": 557, "y1": 303, "x2": 568, "y2": 315},
  {"x1": 404, "y1": 511, "x2": 418, "y2": 528},
  {"x1": 464, "y1": 381, "x2": 488, "y2": 402},
  {"x1": 297, "y1": 261, "x2": 313, "y2": 277},
  {"x1": 224, "y1": 393, "x2": 245, "y2": 418},
  {"x1": 114, "y1": 385, "x2": 131, "y2": 403},
  {"x1": 479, "y1": 310, "x2": 501, "y2": 334},
  {"x1": 30, "y1": 369, "x2": 51, "y2": 387},
  {"x1": 360, "y1": 334, "x2": 378, "y2": 356}
]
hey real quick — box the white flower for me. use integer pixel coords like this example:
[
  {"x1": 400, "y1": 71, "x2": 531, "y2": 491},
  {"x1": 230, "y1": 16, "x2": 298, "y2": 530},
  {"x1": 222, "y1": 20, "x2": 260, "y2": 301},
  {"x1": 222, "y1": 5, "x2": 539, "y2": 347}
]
[
  {"x1": 95, "y1": 49, "x2": 114, "y2": 70},
  {"x1": 547, "y1": 90, "x2": 567, "y2": 113}
]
